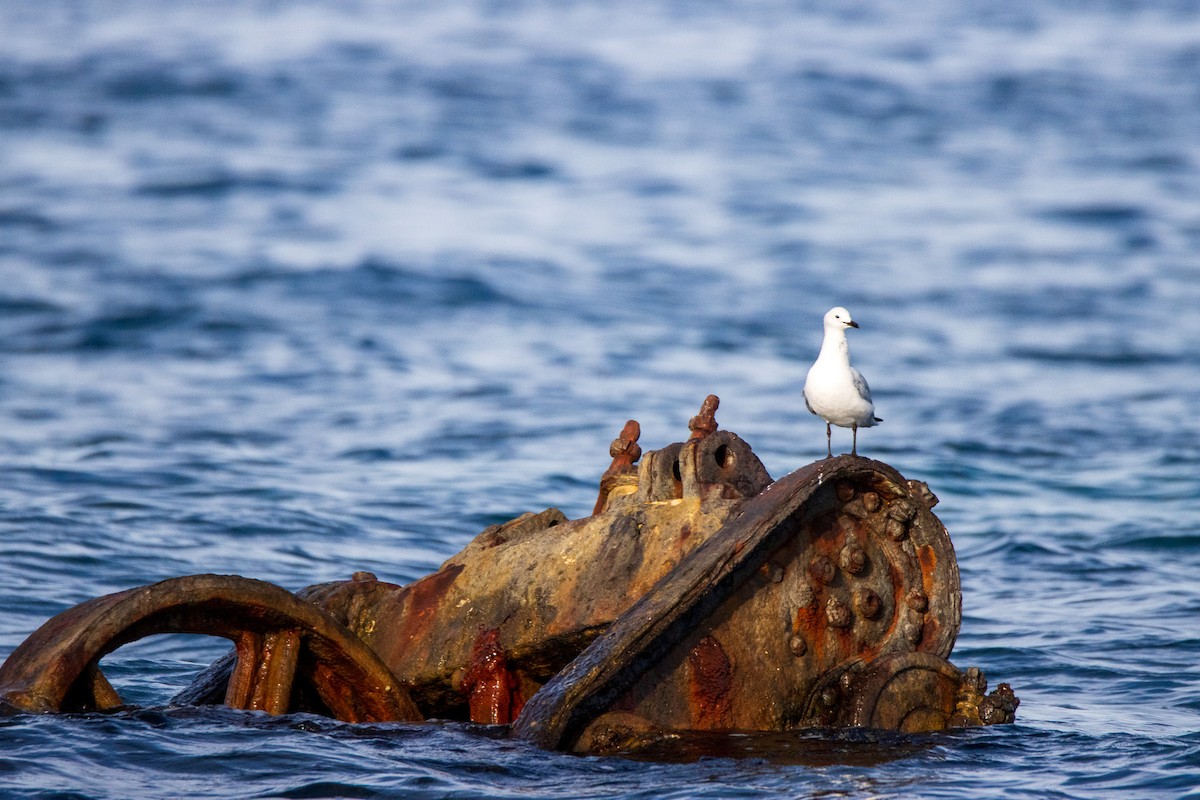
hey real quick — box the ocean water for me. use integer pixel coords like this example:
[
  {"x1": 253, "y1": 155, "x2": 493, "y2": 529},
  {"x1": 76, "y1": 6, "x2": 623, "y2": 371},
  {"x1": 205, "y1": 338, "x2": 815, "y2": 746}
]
[{"x1": 1, "y1": 1, "x2": 1199, "y2": 797}]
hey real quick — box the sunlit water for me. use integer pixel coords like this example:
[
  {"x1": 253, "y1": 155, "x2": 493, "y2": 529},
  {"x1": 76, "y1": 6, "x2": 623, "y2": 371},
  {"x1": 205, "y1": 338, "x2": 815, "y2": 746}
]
[{"x1": 2, "y1": 2, "x2": 1199, "y2": 798}]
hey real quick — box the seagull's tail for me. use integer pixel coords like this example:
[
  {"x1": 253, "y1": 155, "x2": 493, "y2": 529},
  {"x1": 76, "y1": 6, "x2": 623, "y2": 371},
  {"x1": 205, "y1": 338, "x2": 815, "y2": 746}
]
[{"x1": 873, "y1": 416, "x2": 883, "y2": 422}]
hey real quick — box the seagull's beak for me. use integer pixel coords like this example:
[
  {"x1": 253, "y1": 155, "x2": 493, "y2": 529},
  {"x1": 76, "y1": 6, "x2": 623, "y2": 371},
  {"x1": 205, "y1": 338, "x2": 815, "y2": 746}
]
[{"x1": 848, "y1": 320, "x2": 860, "y2": 328}]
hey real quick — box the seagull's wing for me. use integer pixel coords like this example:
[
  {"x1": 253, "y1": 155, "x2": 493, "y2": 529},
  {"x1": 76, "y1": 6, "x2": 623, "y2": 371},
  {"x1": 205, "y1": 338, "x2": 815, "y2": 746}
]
[
  {"x1": 804, "y1": 392, "x2": 816, "y2": 416},
  {"x1": 849, "y1": 366, "x2": 873, "y2": 403}
]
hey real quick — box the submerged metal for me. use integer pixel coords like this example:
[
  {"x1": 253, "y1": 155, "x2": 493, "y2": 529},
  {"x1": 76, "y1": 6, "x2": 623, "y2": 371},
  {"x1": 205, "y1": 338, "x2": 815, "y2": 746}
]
[{"x1": 0, "y1": 396, "x2": 1018, "y2": 753}]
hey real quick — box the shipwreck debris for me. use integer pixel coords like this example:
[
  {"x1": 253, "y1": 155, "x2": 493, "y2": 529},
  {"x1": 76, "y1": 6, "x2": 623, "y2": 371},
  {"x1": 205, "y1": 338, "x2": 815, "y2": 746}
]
[{"x1": 0, "y1": 395, "x2": 1017, "y2": 754}]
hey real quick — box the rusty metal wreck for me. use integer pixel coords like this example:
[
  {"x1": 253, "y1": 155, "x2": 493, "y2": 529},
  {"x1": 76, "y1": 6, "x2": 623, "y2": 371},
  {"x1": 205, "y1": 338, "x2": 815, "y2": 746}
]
[{"x1": 0, "y1": 395, "x2": 1018, "y2": 755}]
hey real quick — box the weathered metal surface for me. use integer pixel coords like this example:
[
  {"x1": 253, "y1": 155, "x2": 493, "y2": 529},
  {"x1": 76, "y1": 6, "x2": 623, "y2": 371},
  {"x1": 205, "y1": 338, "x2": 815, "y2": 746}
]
[
  {"x1": 301, "y1": 421, "x2": 773, "y2": 720},
  {"x1": 509, "y1": 455, "x2": 964, "y2": 749},
  {"x1": 0, "y1": 574, "x2": 421, "y2": 722},
  {"x1": 0, "y1": 396, "x2": 1018, "y2": 754}
]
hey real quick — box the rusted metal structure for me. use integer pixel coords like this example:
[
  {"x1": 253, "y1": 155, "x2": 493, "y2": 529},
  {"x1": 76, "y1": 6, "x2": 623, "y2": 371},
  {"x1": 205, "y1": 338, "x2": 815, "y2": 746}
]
[{"x1": 0, "y1": 396, "x2": 1018, "y2": 754}]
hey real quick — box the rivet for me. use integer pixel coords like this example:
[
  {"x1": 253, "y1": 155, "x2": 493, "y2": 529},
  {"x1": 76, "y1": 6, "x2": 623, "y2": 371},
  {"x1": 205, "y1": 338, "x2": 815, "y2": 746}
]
[
  {"x1": 826, "y1": 597, "x2": 852, "y2": 628},
  {"x1": 839, "y1": 543, "x2": 867, "y2": 575},
  {"x1": 352, "y1": 571, "x2": 377, "y2": 582},
  {"x1": 809, "y1": 555, "x2": 836, "y2": 585},
  {"x1": 904, "y1": 620, "x2": 923, "y2": 645},
  {"x1": 906, "y1": 589, "x2": 929, "y2": 613},
  {"x1": 793, "y1": 581, "x2": 816, "y2": 609},
  {"x1": 855, "y1": 588, "x2": 882, "y2": 619},
  {"x1": 788, "y1": 635, "x2": 807, "y2": 656},
  {"x1": 861, "y1": 492, "x2": 881, "y2": 513},
  {"x1": 836, "y1": 482, "x2": 855, "y2": 503}
]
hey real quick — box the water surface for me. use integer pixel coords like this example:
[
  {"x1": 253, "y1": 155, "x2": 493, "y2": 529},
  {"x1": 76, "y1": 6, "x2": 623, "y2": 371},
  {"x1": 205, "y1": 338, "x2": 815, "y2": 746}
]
[{"x1": 2, "y1": 2, "x2": 1199, "y2": 798}]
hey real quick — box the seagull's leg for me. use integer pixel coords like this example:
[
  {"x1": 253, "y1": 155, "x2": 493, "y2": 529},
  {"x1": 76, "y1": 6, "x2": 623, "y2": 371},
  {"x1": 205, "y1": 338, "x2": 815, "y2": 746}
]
[
  {"x1": 825, "y1": 422, "x2": 832, "y2": 458},
  {"x1": 851, "y1": 423, "x2": 858, "y2": 456}
]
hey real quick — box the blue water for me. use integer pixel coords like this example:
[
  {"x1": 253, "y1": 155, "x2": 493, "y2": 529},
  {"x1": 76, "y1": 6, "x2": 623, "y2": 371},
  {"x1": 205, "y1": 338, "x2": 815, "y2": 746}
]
[{"x1": 2, "y1": 1, "x2": 1199, "y2": 797}]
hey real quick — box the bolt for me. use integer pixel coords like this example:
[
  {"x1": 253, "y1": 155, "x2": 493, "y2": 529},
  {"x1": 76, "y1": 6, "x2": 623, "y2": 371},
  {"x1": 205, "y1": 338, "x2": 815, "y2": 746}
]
[
  {"x1": 886, "y1": 518, "x2": 909, "y2": 541},
  {"x1": 687, "y1": 395, "x2": 720, "y2": 442},
  {"x1": 788, "y1": 635, "x2": 807, "y2": 656},
  {"x1": 854, "y1": 588, "x2": 882, "y2": 618},
  {"x1": 809, "y1": 555, "x2": 836, "y2": 585},
  {"x1": 861, "y1": 491, "x2": 881, "y2": 513},
  {"x1": 906, "y1": 589, "x2": 929, "y2": 613},
  {"x1": 352, "y1": 571, "x2": 377, "y2": 582},
  {"x1": 793, "y1": 581, "x2": 816, "y2": 609},
  {"x1": 839, "y1": 543, "x2": 867, "y2": 575},
  {"x1": 903, "y1": 618, "x2": 923, "y2": 645},
  {"x1": 826, "y1": 597, "x2": 852, "y2": 628}
]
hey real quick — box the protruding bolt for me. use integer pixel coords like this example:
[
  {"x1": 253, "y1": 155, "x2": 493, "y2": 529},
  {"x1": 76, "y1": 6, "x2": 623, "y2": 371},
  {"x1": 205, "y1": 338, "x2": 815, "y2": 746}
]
[
  {"x1": 861, "y1": 491, "x2": 881, "y2": 513},
  {"x1": 352, "y1": 571, "x2": 377, "y2": 582},
  {"x1": 835, "y1": 482, "x2": 855, "y2": 503},
  {"x1": 788, "y1": 635, "x2": 807, "y2": 656},
  {"x1": 809, "y1": 555, "x2": 836, "y2": 585},
  {"x1": 826, "y1": 597, "x2": 852, "y2": 628},
  {"x1": 687, "y1": 395, "x2": 720, "y2": 442},
  {"x1": 903, "y1": 618, "x2": 923, "y2": 645},
  {"x1": 854, "y1": 588, "x2": 882, "y2": 619},
  {"x1": 906, "y1": 589, "x2": 929, "y2": 613},
  {"x1": 793, "y1": 581, "x2": 816, "y2": 609},
  {"x1": 592, "y1": 420, "x2": 643, "y2": 515},
  {"x1": 839, "y1": 543, "x2": 867, "y2": 575}
]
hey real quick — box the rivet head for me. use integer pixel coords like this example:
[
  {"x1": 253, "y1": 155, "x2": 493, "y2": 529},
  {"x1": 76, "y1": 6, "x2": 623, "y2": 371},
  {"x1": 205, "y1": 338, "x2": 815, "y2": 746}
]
[
  {"x1": 861, "y1": 491, "x2": 881, "y2": 513},
  {"x1": 855, "y1": 588, "x2": 882, "y2": 619},
  {"x1": 788, "y1": 635, "x2": 807, "y2": 656},
  {"x1": 826, "y1": 597, "x2": 852, "y2": 628},
  {"x1": 352, "y1": 571, "x2": 377, "y2": 582},
  {"x1": 906, "y1": 589, "x2": 929, "y2": 613},
  {"x1": 793, "y1": 581, "x2": 816, "y2": 609},
  {"x1": 809, "y1": 555, "x2": 836, "y2": 585},
  {"x1": 903, "y1": 619, "x2": 924, "y2": 645},
  {"x1": 839, "y1": 543, "x2": 867, "y2": 575}
]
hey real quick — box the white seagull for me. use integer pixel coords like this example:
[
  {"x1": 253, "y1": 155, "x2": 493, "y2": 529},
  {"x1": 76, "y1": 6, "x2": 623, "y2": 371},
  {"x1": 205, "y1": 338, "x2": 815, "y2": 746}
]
[{"x1": 803, "y1": 306, "x2": 881, "y2": 458}]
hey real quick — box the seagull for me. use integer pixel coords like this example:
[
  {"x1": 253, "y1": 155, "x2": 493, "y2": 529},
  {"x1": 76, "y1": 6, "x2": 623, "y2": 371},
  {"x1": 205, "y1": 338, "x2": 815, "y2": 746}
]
[{"x1": 803, "y1": 306, "x2": 881, "y2": 458}]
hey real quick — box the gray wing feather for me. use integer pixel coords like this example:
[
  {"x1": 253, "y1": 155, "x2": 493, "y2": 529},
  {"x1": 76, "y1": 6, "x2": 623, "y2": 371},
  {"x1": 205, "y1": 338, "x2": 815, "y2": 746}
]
[{"x1": 849, "y1": 367, "x2": 873, "y2": 403}]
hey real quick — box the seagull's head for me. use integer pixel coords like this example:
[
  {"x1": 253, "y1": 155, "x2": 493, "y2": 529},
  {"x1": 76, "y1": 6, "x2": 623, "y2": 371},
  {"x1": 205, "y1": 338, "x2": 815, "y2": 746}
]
[{"x1": 824, "y1": 306, "x2": 859, "y2": 330}]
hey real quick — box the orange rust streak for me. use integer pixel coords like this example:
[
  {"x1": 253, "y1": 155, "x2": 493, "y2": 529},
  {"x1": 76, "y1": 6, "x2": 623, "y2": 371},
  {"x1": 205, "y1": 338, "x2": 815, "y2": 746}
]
[
  {"x1": 687, "y1": 635, "x2": 732, "y2": 729},
  {"x1": 396, "y1": 563, "x2": 464, "y2": 646},
  {"x1": 917, "y1": 544, "x2": 939, "y2": 650},
  {"x1": 793, "y1": 605, "x2": 825, "y2": 664}
]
